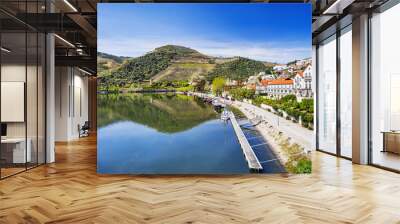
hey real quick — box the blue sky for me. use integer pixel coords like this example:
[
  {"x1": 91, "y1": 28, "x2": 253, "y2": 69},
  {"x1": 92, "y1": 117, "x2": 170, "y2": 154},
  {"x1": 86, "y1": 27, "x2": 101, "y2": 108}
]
[{"x1": 98, "y1": 3, "x2": 311, "y2": 63}]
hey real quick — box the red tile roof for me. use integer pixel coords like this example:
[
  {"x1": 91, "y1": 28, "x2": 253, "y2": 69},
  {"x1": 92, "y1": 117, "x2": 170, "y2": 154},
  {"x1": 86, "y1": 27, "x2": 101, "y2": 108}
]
[
  {"x1": 261, "y1": 79, "x2": 272, "y2": 86},
  {"x1": 268, "y1": 78, "x2": 293, "y2": 85},
  {"x1": 297, "y1": 71, "x2": 304, "y2": 77}
]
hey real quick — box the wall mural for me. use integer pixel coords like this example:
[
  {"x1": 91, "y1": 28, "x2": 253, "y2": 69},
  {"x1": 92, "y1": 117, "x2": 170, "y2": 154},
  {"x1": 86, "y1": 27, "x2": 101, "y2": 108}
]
[{"x1": 97, "y1": 3, "x2": 312, "y2": 174}]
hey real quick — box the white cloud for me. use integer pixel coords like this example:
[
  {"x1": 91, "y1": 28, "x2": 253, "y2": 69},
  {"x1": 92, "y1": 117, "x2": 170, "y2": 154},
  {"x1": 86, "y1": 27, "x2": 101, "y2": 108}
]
[{"x1": 98, "y1": 37, "x2": 311, "y2": 64}]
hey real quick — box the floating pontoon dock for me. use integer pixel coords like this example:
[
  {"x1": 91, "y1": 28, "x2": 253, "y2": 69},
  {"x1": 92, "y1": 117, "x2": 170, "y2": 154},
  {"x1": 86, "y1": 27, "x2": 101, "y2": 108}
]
[{"x1": 229, "y1": 112, "x2": 263, "y2": 172}]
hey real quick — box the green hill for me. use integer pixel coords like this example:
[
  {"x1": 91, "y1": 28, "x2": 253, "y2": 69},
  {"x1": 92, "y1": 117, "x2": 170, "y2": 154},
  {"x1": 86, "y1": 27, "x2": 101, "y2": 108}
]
[
  {"x1": 206, "y1": 57, "x2": 267, "y2": 81},
  {"x1": 150, "y1": 46, "x2": 215, "y2": 82},
  {"x1": 98, "y1": 45, "x2": 271, "y2": 89},
  {"x1": 97, "y1": 52, "x2": 130, "y2": 74},
  {"x1": 97, "y1": 52, "x2": 130, "y2": 64},
  {"x1": 99, "y1": 45, "x2": 209, "y2": 87},
  {"x1": 152, "y1": 62, "x2": 215, "y2": 82},
  {"x1": 154, "y1": 45, "x2": 200, "y2": 56}
]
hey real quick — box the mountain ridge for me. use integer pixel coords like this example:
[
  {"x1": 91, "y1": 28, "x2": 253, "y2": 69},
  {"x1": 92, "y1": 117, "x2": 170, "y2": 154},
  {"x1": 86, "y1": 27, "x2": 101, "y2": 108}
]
[{"x1": 98, "y1": 45, "x2": 276, "y2": 88}]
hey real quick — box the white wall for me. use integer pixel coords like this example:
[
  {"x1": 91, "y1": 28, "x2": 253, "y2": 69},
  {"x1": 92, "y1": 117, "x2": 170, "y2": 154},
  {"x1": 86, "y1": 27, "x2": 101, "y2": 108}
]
[
  {"x1": 55, "y1": 66, "x2": 70, "y2": 141},
  {"x1": 1, "y1": 82, "x2": 25, "y2": 122},
  {"x1": 1, "y1": 64, "x2": 28, "y2": 138},
  {"x1": 55, "y1": 67, "x2": 89, "y2": 141},
  {"x1": 1, "y1": 64, "x2": 26, "y2": 81},
  {"x1": 71, "y1": 72, "x2": 89, "y2": 138},
  {"x1": 1, "y1": 62, "x2": 46, "y2": 164}
]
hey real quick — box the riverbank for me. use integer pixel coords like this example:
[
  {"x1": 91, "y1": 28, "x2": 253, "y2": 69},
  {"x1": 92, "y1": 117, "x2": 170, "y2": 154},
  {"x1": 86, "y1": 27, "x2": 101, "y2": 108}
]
[
  {"x1": 191, "y1": 91, "x2": 313, "y2": 148},
  {"x1": 98, "y1": 89, "x2": 178, "y2": 94},
  {"x1": 191, "y1": 92, "x2": 312, "y2": 173},
  {"x1": 232, "y1": 102, "x2": 312, "y2": 173},
  {"x1": 232, "y1": 101, "x2": 314, "y2": 151},
  {"x1": 232, "y1": 103, "x2": 297, "y2": 165}
]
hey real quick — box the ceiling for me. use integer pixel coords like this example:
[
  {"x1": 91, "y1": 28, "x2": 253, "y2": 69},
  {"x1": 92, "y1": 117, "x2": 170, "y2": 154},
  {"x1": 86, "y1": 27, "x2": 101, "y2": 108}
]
[
  {"x1": 1, "y1": 0, "x2": 314, "y2": 75},
  {"x1": 311, "y1": 0, "x2": 391, "y2": 43},
  {"x1": 4, "y1": 0, "x2": 388, "y2": 74},
  {"x1": 0, "y1": 0, "x2": 98, "y2": 74}
]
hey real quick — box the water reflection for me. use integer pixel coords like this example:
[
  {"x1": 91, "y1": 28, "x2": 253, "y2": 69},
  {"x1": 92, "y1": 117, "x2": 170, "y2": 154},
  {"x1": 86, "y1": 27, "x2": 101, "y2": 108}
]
[
  {"x1": 97, "y1": 93, "x2": 250, "y2": 174},
  {"x1": 98, "y1": 93, "x2": 217, "y2": 133},
  {"x1": 97, "y1": 93, "x2": 284, "y2": 174}
]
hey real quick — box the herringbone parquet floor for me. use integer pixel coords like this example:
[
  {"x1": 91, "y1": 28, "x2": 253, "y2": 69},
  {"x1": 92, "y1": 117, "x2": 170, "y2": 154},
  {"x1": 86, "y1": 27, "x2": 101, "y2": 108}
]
[{"x1": 1, "y1": 135, "x2": 400, "y2": 224}]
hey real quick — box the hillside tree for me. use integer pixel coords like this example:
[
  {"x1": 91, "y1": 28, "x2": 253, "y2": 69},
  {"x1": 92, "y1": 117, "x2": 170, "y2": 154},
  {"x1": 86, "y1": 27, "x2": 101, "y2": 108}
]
[{"x1": 212, "y1": 77, "x2": 225, "y2": 96}]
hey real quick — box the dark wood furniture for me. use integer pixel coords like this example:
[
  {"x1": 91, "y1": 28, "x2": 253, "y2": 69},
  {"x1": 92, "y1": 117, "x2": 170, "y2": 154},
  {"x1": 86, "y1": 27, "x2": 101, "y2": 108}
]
[{"x1": 382, "y1": 131, "x2": 400, "y2": 154}]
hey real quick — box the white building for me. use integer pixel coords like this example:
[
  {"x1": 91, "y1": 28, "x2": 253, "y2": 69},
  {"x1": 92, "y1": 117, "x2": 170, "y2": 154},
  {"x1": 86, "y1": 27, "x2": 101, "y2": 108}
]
[
  {"x1": 293, "y1": 72, "x2": 306, "y2": 89},
  {"x1": 261, "y1": 74, "x2": 275, "y2": 80},
  {"x1": 304, "y1": 64, "x2": 312, "y2": 90},
  {"x1": 225, "y1": 78, "x2": 239, "y2": 86},
  {"x1": 257, "y1": 71, "x2": 266, "y2": 76},
  {"x1": 246, "y1": 75, "x2": 260, "y2": 90},
  {"x1": 257, "y1": 78, "x2": 294, "y2": 99},
  {"x1": 295, "y1": 58, "x2": 311, "y2": 67},
  {"x1": 273, "y1": 64, "x2": 287, "y2": 72},
  {"x1": 293, "y1": 64, "x2": 313, "y2": 100}
]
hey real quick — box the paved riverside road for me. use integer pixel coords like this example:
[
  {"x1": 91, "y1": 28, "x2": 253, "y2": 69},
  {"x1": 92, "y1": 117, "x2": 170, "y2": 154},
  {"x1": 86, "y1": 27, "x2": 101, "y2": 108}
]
[{"x1": 231, "y1": 100, "x2": 314, "y2": 151}]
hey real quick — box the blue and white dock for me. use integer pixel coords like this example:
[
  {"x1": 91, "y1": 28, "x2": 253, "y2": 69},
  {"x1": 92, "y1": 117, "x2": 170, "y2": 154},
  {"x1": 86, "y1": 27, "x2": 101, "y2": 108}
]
[{"x1": 229, "y1": 112, "x2": 263, "y2": 172}]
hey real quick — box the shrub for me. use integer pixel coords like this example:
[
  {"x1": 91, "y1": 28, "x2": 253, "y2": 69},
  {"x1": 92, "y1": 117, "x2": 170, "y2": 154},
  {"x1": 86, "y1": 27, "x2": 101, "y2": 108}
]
[
  {"x1": 295, "y1": 158, "x2": 312, "y2": 174},
  {"x1": 250, "y1": 94, "x2": 314, "y2": 128},
  {"x1": 302, "y1": 113, "x2": 314, "y2": 124},
  {"x1": 229, "y1": 88, "x2": 255, "y2": 101},
  {"x1": 278, "y1": 135, "x2": 312, "y2": 174},
  {"x1": 176, "y1": 86, "x2": 194, "y2": 92},
  {"x1": 212, "y1": 77, "x2": 226, "y2": 96}
]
